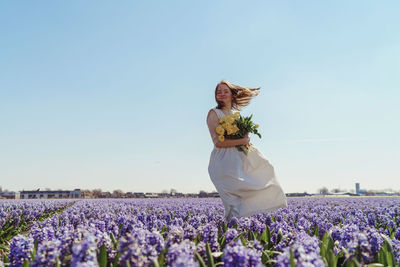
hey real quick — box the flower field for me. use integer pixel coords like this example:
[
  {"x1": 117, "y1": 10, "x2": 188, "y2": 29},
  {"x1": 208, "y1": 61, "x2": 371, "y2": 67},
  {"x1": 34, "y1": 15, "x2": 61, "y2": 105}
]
[{"x1": 1, "y1": 197, "x2": 399, "y2": 267}]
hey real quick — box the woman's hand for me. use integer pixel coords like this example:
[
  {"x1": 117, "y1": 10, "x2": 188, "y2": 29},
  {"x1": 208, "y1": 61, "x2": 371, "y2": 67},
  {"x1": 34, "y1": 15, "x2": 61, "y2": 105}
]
[{"x1": 242, "y1": 132, "x2": 250, "y2": 145}]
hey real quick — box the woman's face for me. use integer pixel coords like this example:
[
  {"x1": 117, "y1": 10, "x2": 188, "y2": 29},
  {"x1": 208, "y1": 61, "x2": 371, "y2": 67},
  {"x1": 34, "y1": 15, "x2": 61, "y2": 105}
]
[{"x1": 216, "y1": 83, "x2": 232, "y2": 105}]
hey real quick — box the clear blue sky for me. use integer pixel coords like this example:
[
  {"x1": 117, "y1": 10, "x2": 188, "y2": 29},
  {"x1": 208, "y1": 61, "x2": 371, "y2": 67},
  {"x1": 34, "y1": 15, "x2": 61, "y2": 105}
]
[{"x1": 1, "y1": 1, "x2": 399, "y2": 194}]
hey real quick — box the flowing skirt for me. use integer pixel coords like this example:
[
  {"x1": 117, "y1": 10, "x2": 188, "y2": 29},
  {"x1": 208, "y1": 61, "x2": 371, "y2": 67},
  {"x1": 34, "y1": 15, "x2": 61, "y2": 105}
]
[{"x1": 208, "y1": 145, "x2": 287, "y2": 221}]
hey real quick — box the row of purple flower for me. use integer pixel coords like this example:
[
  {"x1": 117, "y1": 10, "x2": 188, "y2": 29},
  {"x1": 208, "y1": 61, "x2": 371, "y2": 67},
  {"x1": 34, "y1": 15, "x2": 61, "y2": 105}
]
[{"x1": 1, "y1": 197, "x2": 399, "y2": 266}]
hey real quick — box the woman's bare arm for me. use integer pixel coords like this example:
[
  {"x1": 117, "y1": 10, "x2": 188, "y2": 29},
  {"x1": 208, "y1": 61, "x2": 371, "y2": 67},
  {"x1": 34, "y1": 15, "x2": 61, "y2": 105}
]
[{"x1": 206, "y1": 109, "x2": 249, "y2": 148}]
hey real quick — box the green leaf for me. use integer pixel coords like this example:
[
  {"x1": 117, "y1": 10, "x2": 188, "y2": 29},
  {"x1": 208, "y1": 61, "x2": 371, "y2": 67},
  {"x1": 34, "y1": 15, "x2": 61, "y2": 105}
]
[
  {"x1": 110, "y1": 232, "x2": 117, "y2": 248},
  {"x1": 113, "y1": 252, "x2": 121, "y2": 267},
  {"x1": 157, "y1": 248, "x2": 166, "y2": 266},
  {"x1": 277, "y1": 228, "x2": 283, "y2": 244},
  {"x1": 0, "y1": 243, "x2": 9, "y2": 252},
  {"x1": 232, "y1": 232, "x2": 244, "y2": 242},
  {"x1": 152, "y1": 258, "x2": 160, "y2": 267},
  {"x1": 22, "y1": 259, "x2": 30, "y2": 267},
  {"x1": 205, "y1": 243, "x2": 215, "y2": 267},
  {"x1": 219, "y1": 235, "x2": 226, "y2": 249},
  {"x1": 314, "y1": 225, "x2": 319, "y2": 237},
  {"x1": 250, "y1": 230, "x2": 256, "y2": 241},
  {"x1": 289, "y1": 248, "x2": 296, "y2": 267},
  {"x1": 3, "y1": 254, "x2": 9, "y2": 264},
  {"x1": 240, "y1": 235, "x2": 247, "y2": 247},
  {"x1": 378, "y1": 249, "x2": 385, "y2": 265},
  {"x1": 160, "y1": 225, "x2": 167, "y2": 234},
  {"x1": 195, "y1": 252, "x2": 207, "y2": 267},
  {"x1": 261, "y1": 251, "x2": 269, "y2": 265},
  {"x1": 55, "y1": 256, "x2": 61, "y2": 267},
  {"x1": 30, "y1": 240, "x2": 38, "y2": 262},
  {"x1": 328, "y1": 249, "x2": 337, "y2": 267},
  {"x1": 222, "y1": 221, "x2": 227, "y2": 233},
  {"x1": 195, "y1": 233, "x2": 201, "y2": 245},
  {"x1": 98, "y1": 244, "x2": 107, "y2": 267},
  {"x1": 260, "y1": 227, "x2": 268, "y2": 244}
]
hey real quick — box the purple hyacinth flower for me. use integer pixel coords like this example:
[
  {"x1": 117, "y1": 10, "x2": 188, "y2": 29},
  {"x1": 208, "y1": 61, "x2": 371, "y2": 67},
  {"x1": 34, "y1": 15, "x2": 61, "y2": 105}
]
[
  {"x1": 9, "y1": 235, "x2": 34, "y2": 267},
  {"x1": 31, "y1": 240, "x2": 61, "y2": 267},
  {"x1": 222, "y1": 239, "x2": 263, "y2": 267},
  {"x1": 71, "y1": 233, "x2": 98, "y2": 267}
]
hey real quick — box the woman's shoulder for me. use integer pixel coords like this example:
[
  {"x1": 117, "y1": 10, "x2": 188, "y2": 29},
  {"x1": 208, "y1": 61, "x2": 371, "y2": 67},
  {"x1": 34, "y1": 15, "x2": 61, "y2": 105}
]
[
  {"x1": 207, "y1": 107, "x2": 219, "y2": 120},
  {"x1": 208, "y1": 107, "x2": 217, "y2": 113}
]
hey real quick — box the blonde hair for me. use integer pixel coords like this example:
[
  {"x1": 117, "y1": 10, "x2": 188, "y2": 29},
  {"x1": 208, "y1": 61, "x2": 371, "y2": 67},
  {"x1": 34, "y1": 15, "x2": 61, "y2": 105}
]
[{"x1": 215, "y1": 80, "x2": 260, "y2": 110}]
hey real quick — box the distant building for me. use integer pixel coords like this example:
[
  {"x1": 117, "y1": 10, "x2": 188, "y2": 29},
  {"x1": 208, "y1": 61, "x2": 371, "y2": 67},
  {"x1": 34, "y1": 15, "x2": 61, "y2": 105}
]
[
  {"x1": 286, "y1": 192, "x2": 311, "y2": 197},
  {"x1": 0, "y1": 191, "x2": 19, "y2": 199},
  {"x1": 133, "y1": 192, "x2": 145, "y2": 198},
  {"x1": 355, "y1": 183, "x2": 360, "y2": 194},
  {"x1": 20, "y1": 189, "x2": 81, "y2": 199},
  {"x1": 99, "y1": 192, "x2": 111, "y2": 198},
  {"x1": 185, "y1": 193, "x2": 199, "y2": 198},
  {"x1": 144, "y1": 192, "x2": 158, "y2": 198},
  {"x1": 208, "y1": 192, "x2": 220, "y2": 198}
]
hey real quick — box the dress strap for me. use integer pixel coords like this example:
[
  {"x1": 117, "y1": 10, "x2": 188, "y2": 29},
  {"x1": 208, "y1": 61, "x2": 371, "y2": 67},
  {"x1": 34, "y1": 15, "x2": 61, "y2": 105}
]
[{"x1": 213, "y1": 108, "x2": 225, "y2": 120}]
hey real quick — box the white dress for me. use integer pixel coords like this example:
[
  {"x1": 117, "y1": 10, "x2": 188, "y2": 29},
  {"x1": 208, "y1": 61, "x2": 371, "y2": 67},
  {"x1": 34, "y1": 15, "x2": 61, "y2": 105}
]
[{"x1": 208, "y1": 107, "x2": 288, "y2": 221}]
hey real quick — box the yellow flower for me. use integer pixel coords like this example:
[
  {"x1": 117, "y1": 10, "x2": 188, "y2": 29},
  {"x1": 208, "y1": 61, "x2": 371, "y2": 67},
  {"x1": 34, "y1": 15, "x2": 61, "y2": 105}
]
[
  {"x1": 219, "y1": 118, "x2": 225, "y2": 123},
  {"x1": 216, "y1": 125, "x2": 225, "y2": 135},
  {"x1": 227, "y1": 117, "x2": 235, "y2": 124},
  {"x1": 255, "y1": 124, "x2": 259, "y2": 128},
  {"x1": 233, "y1": 112, "x2": 240, "y2": 118},
  {"x1": 227, "y1": 128, "x2": 233, "y2": 135},
  {"x1": 232, "y1": 125, "x2": 239, "y2": 133},
  {"x1": 222, "y1": 122, "x2": 231, "y2": 130},
  {"x1": 218, "y1": 135, "x2": 225, "y2": 142}
]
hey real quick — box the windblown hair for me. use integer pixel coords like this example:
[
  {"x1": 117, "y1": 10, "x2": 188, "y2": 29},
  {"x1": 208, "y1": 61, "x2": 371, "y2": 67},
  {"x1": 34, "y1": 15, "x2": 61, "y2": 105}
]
[{"x1": 215, "y1": 80, "x2": 260, "y2": 111}]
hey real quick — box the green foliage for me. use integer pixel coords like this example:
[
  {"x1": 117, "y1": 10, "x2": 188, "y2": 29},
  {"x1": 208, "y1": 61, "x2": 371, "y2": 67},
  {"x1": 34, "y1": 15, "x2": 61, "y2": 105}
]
[
  {"x1": 97, "y1": 244, "x2": 107, "y2": 267},
  {"x1": 320, "y1": 232, "x2": 340, "y2": 267},
  {"x1": 0, "y1": 203, "x2": 73, "y2": 261},
  {"x1": 289, "y1": 248, "x2": 296, "y2": 267},
  {"x1": 225, "y1": 114, "x2": 262, "y2": 140},
  {"x1": 205, "y1": 242, "x2": 215, "y2": 267},
  {"x1": 222, "y1": 221, "x2": 228, "y2": 233},
  {"x1": 376, "y1": 235, "x2": 396, "y2": 267},
  {"x1": 232, "y1": 232, "x2": 245, "y2": 242},
  {"x1": 156, "y1": 248, "x2": 167, "y2": 266},
  {"x1": 22, "y1": 259, "x2": 30, "y2": 267},
  {"x1": 195, "y1": 251, "x2": 207, "y2": 267}
]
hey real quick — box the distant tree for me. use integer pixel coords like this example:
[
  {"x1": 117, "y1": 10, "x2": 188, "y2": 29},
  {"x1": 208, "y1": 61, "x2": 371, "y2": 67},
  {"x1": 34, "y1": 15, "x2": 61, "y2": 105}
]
[
  {"x1": 170, "y1": 189, "x2": 177, "y2": 195},
  {"x1": 318, "y1": 187, "x2": 329, "y2": 195},
  {"x1": 81, "y1": 189, "x2": 92, "y2": 198},
  {"x1": 365, "y1": 190, "x2": 375, "y2": 196},
  {"x1": 92, "y1": 189, "x2": 102, "y2": 198},
  {"x1": 331, "y1": 188, "x2": 341, "y2": 193},
  {"x1": 0, "y1": 186, "x2": 2, "y2": 192},
  {"x1": 45, "y1": 188, "x2": 52, "y2": 191},
  {"x1": 199, "y1": 190, "x2": 208, "y2": 198},
  {"x1": 113, "y1": 190, "x2": 124, "y2": 198},
  {"x1": 161, "y1": 189, "x2": 169, "y2": 194}
]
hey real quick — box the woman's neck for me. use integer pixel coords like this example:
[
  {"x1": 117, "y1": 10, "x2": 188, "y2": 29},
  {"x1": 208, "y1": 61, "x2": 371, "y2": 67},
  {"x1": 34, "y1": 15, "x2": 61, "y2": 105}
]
[{"x1": 220, "y1": 103, "x2": 232, "y2": 112}]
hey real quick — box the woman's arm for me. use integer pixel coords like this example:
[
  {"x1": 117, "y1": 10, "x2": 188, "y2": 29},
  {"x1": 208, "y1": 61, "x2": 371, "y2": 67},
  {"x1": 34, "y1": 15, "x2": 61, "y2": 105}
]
[
  {"x1": 206, "y1": 109, "x2": 249, "y2": 148},
  {"x1": 215, "y1": 137, "x2": 248, "y2": 148}
]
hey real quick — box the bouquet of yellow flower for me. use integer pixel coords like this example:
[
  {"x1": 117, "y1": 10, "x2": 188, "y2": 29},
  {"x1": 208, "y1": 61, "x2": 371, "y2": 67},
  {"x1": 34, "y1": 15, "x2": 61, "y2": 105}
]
[{"x1": 216, "y1": 112, "x2": 261, "y2": 155}]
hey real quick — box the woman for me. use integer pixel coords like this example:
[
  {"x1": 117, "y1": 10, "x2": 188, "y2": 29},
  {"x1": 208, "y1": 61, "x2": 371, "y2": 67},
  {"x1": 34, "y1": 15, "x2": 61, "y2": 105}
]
[{"x1": 206, "y1": 80, "x2": 288, "y2": 222}]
